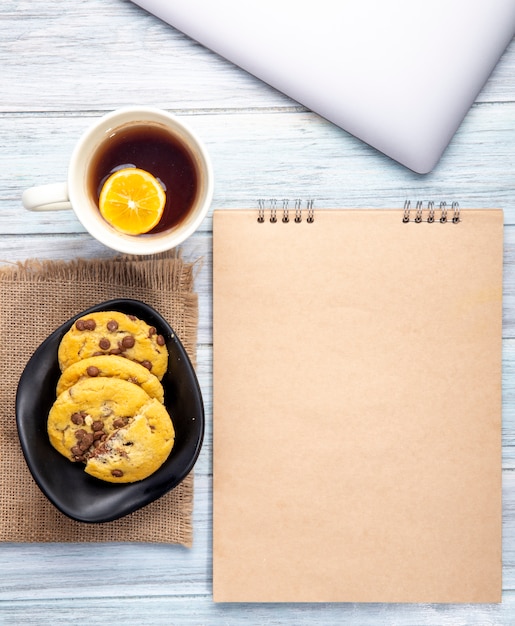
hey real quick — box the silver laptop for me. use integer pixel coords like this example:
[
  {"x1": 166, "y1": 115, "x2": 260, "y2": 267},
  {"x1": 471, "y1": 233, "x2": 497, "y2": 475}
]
[{"x1": 130, "y1": 0, "x2": 515, "y2": 173}]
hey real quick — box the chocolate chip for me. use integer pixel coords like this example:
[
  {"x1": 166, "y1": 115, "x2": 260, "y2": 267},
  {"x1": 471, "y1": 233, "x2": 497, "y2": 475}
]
[
  {"x1": 92, "y1": 420, "x2": 104, "y2": 431},
  {"x1": 75, "y1": 429, "x2": 87, "y2": 440},
  {"x1": 121, "y1": 335, "x2": 135, "y2": 349},
  {"x1": 93, "y1": 430, "x2": 105, "y2": 440},
  {"x1": 75, "y1": 320, "x2": 86, "y2": 331},
  {"x1": 71, "y1": 412, "x2": 84, "y2": 425},
  {"x1": 156, "y1": 335, "x2": 165, "y2": 346},
  {"x1": 148, "y1": 327, "x2": 156, "y2": 337},
  {"x1": 109, "y1": 348, "x2": 122, "y2": 355},
  {"x1": 141, "y1": 360, "x2": 152, "y2": 371},
  {"x1": 71, "y1": 445, "x2": 82, "y2": 457},
  {"x1": 86, "y1": 366, "x2": 100, "y2": 377},
  {"x1": 107, "y1": 320, "x2": 119, "y2": 331},
  {"x1": 111, "y1": 469, "x2": 124, "y2": 477},
  {"x1": 113, "y1": 417, "x2": 128, "y2": 429},
  {"x1": 128, "y1": 315, "x2": 137, "y2": 321},
  {"x1": 81, "y1": 433, "x2": 94, "y2": 448},
  {"x1": 99, "y1": 338, "x2": 110, "y2": 350},
  {"x1": 84, "y1": 319, "x2": 96, "y2": 330}
]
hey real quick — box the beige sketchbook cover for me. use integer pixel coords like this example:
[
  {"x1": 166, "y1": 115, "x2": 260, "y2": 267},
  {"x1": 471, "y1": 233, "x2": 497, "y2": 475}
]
[{"x1": 212, "y1": 207, "x2": 503, "y2": 603}]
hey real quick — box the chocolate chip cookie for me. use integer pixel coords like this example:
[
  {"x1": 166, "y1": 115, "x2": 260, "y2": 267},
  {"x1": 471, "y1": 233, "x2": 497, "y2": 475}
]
[
  {"x1": 48, "y1": 377, "x2": 174, "y2": 483},
  {"x1": 57, "y1": 311, "x2": 168, "y2": 380},
  {"x1": 56, "y1": 354, "x2": 165, "y2": 403}
]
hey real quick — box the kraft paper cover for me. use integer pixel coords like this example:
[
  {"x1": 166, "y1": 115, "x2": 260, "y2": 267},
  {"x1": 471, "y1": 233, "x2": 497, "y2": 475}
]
[{"x1": 213, "y1": 208, "x2": 503, "y2": 603}]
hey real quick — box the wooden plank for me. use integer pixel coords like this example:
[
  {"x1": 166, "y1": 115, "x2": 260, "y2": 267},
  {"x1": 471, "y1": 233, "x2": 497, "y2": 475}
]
[
  {"x1": 2, "y1": 105, "x2": 515, "y2": 239},
  {"x1": 3, "y1": 593, "x2": 515, "y2": 625},
  {"x1": 0, "y1": 0, "x2": 294, "y2": 114},
  {"x1": 0, "y1": 470, "x2": 514, "y2": 603}
]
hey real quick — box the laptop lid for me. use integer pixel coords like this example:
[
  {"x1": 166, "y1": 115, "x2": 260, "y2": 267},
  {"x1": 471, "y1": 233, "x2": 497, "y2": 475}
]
[{"x1": 130, "y1": 0, "x2": 515, "y2": 173}]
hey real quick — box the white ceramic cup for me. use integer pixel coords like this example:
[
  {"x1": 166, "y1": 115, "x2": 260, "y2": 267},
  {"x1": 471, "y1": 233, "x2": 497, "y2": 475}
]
[{"x1": 22, "y1": 106, "x2": 214, "y2": 255}]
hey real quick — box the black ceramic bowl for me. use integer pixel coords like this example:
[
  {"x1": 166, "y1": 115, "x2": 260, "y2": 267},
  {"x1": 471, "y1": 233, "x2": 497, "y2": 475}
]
[{"x1": 15, "y1": 298, "x2": 204, "y2": 523}]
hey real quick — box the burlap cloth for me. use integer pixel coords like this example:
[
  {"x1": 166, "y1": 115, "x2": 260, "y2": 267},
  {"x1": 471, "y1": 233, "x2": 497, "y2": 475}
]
[{"x1": 0, "y1": 253, "x2": 199, "y2": 546}]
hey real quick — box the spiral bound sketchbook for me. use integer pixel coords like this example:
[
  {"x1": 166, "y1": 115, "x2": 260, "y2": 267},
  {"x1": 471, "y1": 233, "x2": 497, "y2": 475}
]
[{"x1": 212, "y1": 204, "x2": 504, "y2": 603}]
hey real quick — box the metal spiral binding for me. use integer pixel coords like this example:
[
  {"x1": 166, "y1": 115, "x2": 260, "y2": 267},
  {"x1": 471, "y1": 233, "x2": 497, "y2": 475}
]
[
  {"x1": 451, "y1": 201, "x2": 460, "y2": 223},
  {"x1": 402, "y1": 200, "x2": 461, "y2": 224},
  {"x1": 257, "y1": 199, "x2": 315, "y2": 223},
  {"x1": 415, "y1": 201, "x2": 423, "y2": 223},
  {"x1": 282, "y1": 199, "x2": 289, "y2": 223},
  {"x1": 257, "y1": 199, "x2": 265, "y2": 223},
  {"x1": 270, "y1": 198, "x2": 277, "y2": 223},
  {"x1": 294, "y1": 199, "x2": 302, "y2": 223},
  {"x1": 427, "y1": 201, "x2": 435, "y2": 223},
  {"x1": 403, "y1": 200, "x2": 411, "y2": 223},
  {"x1": 306, "y1": 199, "x2": 314, "y2": 223},
  {"x1": 440, "y1": 202, "x2": 448, "y2": 223}
]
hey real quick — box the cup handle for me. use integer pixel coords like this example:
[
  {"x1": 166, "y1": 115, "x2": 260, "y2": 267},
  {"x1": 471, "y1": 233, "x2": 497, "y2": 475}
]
[{"x1": 22, "y1": 182, "x2": 72, "y2": 211}]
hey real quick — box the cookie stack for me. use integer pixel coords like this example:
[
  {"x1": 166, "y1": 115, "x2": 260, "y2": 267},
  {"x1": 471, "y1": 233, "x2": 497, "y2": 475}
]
[{"x1": 47, "y1": 311, "x2": 174, "y2": 483}]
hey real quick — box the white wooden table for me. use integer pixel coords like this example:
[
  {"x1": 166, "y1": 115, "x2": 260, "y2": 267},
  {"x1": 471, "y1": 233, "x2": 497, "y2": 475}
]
[{"x1": 1, "y1": 1, "x2": 514, "y2": 623}]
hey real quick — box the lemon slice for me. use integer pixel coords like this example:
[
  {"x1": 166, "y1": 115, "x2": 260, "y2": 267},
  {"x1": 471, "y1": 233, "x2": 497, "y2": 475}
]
[{"x1": 99, "y1": 168, "x2": 166, "y2": 235}]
